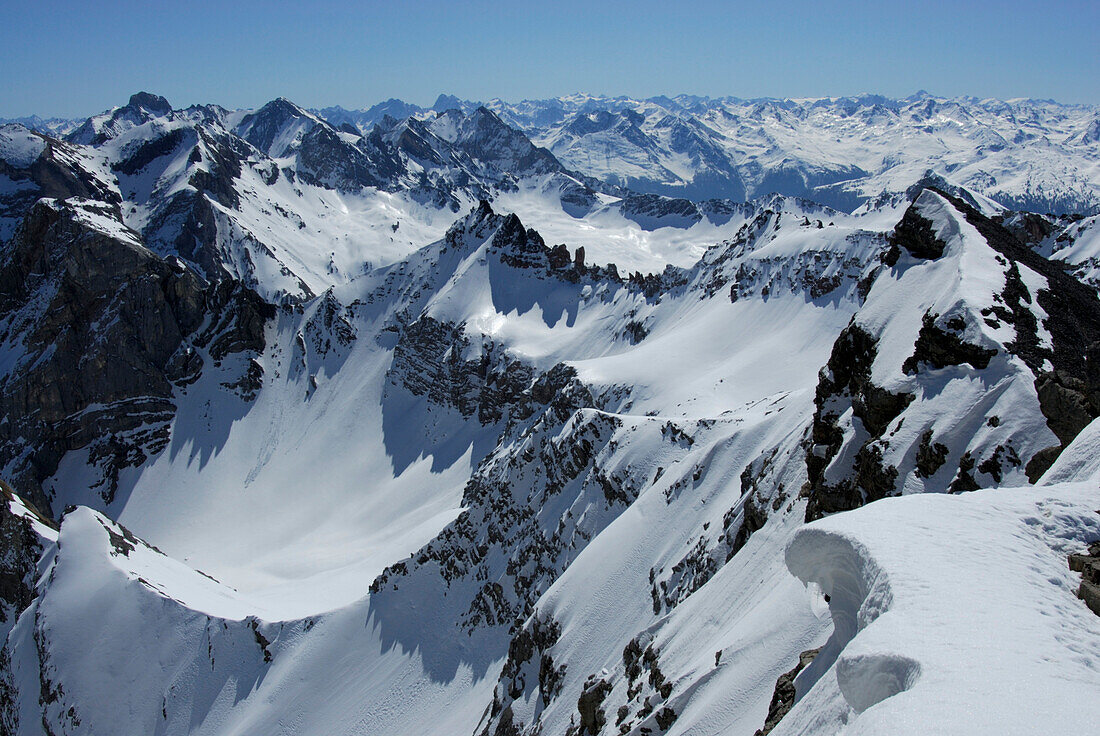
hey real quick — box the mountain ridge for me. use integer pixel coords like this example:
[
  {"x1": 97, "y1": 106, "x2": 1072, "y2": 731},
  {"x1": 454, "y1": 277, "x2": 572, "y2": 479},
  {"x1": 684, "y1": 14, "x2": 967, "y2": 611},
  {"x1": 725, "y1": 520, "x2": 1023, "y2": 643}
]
[{"x1": 0, "y1": 89, "x2": 1098, "y2": 735}]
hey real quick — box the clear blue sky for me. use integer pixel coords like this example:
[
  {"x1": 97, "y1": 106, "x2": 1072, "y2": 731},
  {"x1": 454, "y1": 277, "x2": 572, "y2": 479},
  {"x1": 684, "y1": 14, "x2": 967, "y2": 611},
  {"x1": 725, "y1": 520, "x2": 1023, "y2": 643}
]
[{"x1": 2, "y1": 0, "x2": 1098, "y2": 118}]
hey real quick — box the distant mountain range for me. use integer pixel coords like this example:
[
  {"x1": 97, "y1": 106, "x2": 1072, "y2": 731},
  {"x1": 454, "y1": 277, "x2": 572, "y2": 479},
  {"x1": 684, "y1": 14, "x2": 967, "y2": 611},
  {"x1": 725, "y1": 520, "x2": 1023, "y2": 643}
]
[{"x1": 10, "y1": 92, "x2": 1100, "y2": 215}]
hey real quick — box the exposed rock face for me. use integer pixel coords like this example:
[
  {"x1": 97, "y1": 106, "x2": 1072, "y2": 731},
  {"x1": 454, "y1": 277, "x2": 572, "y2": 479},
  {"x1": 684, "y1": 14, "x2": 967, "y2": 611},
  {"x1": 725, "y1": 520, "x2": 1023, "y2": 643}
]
[
  {"x1": 915, "y1": 430, "x2": 949, "y2": 478},
  {"x1": 0, "y1": 198, "x2": 273, "y2": 511},
  {"x1": 1034, "y1": 372, "x2": 1098, "y2": 446},
  {"x1": 386, "y1": 316, "x2": 540, "y2": 426},
  {"x1": 296, "y1": 124, "x2": 402, "y2": 193},
  {"x1": 887, "y1": 205, "x2": 947, "y2": 261},
  {"x1": 0, "y1": 482, "x2": 54, "y2": 632},
  {"x1": 805, "y1": 324, "x2": 913, "y2": 520},
  {"x1": 1069, "y1": 542, "x2": 1100, "y2": 616},
  {"x1": 755, "y1": 648, "x2": 821, "y2": 736},
  {"x1": 619, "y1": 193, "x2": 703, "y2": 227},
  {"x1": 575, "y1": 675, "x2": 613, "y2": 735},
  {"x1": 491, "y1": 214, "x2": 551, "y2": 270},
  {"x1": 932, "y1": 189, "x2": 1100, "y2": 475},
  {"x1": 996, "y1": 211, "x2": 1055, "y2": 245},
  {"x1": 902, "y1": 313, "x2": 996, "y2": 374},
  {"x1": 0, "y1": 131, "x2": 120, "y2": 243},
  {"x1": 446, "y1": 107, "x2": 563, "y2": 180}
]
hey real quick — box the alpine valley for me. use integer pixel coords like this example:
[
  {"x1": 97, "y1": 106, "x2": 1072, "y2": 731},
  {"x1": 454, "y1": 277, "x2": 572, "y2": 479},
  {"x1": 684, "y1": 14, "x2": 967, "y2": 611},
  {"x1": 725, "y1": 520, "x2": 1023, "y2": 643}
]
[{"x1": 0, "y1": 91, "x2": 1098, "y2": 736}]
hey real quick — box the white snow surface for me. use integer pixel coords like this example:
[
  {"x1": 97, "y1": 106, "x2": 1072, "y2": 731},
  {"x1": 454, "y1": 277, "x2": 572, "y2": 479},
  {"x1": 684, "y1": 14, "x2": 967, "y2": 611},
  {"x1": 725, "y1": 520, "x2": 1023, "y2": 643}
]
[
  {"x1": 778, "y1": 480, "x2": 1100, "y2": 735},
  {"x1": 0, "y1": 125, "x2": 45, "y2": 168},
  {"x1": 490, "y1": 94, "x2": 1100, "y2": 215}
]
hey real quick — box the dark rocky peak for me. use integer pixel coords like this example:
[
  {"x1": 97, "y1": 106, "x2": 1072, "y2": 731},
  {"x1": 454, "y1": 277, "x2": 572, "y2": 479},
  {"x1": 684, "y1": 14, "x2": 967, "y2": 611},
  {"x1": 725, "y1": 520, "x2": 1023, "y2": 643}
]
[
  {"x1": 126, "y1": 92, "x2": 173, "y2": 117},
  {"x1": 887, "y1": 198, "x2": 948, "y2": 261},
  {"x1": 295, "y1": 123, "x2": 401, "y2": 194},
  {"x1": 432, "y1": 94, "x2": 465, "y2": 112},
  {"x1": 236, "y1": 97, "x2": 320, "y2": 157},
  {"x1": 383, "y1": 116, "x2": 446, "y2": 166},
  {"x1": 464, "y1": 106, "x2": 511, "y2": 137},
  {"x1": 904, "y1": 171, "x2": 988, "y2": 213},
  {"x1": 66, "y1": 92, "x2": 176, "y2": 145},
  {"x1": 374, "y1": 114, "x2": 402, "y2": 134},
  {"x1": 447, "y1": 107, "x2": 563, "y2": 177},
  {"x1": 924, "y1": 188, "x2": 1100, "y2": 477},
  {"x1": 444, "y1": 200, "x2": 503, "y2": 248},
  {"x1": 620, "y1": 108, "x2": 646, "y2": 127},
  {"x1": 489, "y1": 213, "x2": 550, "y2": 269},
  {"x1": 609, "y1": 113, "x2": 657, "y2": 150},
  {"x1": 565, "y1": 109, "x2": 617, "y2": 136}
]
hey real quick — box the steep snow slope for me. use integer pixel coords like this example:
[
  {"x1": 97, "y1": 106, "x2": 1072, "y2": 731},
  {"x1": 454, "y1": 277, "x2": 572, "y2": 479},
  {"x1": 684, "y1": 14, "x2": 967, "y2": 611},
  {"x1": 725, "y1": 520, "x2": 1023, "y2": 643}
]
[{"x1": 41, "y1": 195, "x2": 865, "y2": 615}]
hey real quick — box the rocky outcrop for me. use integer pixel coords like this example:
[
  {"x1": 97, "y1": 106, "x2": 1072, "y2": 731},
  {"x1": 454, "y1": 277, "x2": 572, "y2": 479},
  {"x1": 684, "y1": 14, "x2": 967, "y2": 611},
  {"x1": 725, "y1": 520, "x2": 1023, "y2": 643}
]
[
  {"x1": 902, "y1": 313, "x2": 996, "y2": 374},
  {"x1": 930, "y1": 189, "x2": 1100, "y2": 477},
  {"x1": 575, "y1": 675, "x2": 613, "y2": 735},
  {"x1": 619, "y1": 193, "x2": 703, "y2": 228},
  {"x1": 481, "y1": 613, "x2": 567, "y2": 735},
  {"x1": 804, "y1": 324, "x2": 913, "y2": 520},
  {"x1": 886, "y1": 204, "x2": 947, "y2": 261},
  {"x1": 386, "y1": 316, "x2": 539, "y2": 425},
  {"x1": 754, "y1": 648, "x2": 821, "y2": 736},
  {"x1": 1069, "y1": 542, "x2": 1100, "y2": 616},
  {"x1": 296, "y1": 124, "x2": 402, "y2": 193},
  {"x1": 0, "y1": 198, "x2": 273, "y2": 512},
  {"x1": 0, "y1": 482, "x2": 54, "y2": 632},
  {"x1": 914, "y1": 430, "x2": 949, "y2": 478},
  {"x1": 1034, "y1": 372, "x2": 1098, "y2": 447}
]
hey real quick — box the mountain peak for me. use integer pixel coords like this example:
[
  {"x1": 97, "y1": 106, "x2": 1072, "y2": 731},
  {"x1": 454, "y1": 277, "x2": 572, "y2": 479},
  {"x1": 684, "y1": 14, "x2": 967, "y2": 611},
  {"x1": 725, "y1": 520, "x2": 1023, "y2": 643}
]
[
  {"x1": 432, "y1": 94, "x2": 464, "y2": 112},
  {"x1": 126, "y1": 92, "x2": 172, "y2": 116}
]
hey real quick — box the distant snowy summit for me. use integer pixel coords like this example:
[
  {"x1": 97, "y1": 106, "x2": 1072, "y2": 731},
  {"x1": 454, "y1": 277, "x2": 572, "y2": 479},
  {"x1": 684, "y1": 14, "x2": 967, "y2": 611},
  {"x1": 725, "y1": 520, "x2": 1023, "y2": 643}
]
[
  {"x1": 315, "y1": 92, "x2": 1100, "y2": 215},
  {"x1": 9, "y1": 91, "x2": 1100, "y2": 217}
]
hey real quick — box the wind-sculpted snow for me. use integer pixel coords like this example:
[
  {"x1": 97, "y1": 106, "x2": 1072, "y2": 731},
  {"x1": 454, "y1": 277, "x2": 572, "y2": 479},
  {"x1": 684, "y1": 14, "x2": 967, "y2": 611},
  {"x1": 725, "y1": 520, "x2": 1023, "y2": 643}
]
[{"x1": 777, "y1": 480, "x2": 1100, "y2": 735}]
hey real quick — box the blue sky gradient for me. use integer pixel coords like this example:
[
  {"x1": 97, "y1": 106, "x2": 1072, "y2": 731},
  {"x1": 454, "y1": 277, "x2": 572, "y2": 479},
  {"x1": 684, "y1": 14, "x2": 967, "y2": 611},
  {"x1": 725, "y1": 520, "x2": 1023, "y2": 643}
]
[{"x1": 2, "y1": 0, "x2": 1097, "y2": 117}]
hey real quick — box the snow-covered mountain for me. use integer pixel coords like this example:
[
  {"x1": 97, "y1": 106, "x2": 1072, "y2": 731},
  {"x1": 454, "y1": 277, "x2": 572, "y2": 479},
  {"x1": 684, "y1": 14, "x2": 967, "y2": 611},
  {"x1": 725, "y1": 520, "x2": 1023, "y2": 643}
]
[
  {"x1": 0, "y1": 91, "x2": 1098, "y2": 736},
  {"x1": 311, "y1": 93, "x2": 1100, "y2": 216}
]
